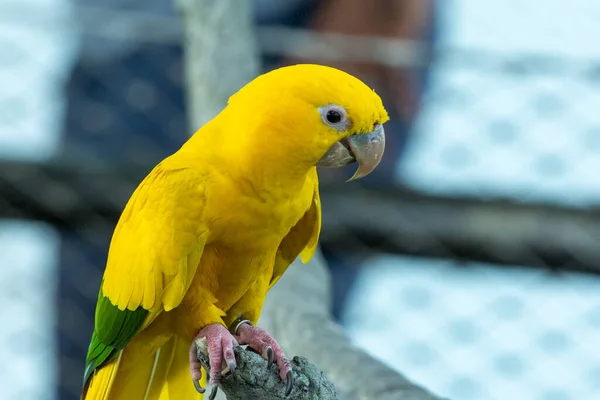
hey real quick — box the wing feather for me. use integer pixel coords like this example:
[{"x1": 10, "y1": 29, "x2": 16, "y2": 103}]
[
  {"x1": 269, "y1": 169, "x2": 322, "y2": 288},
  {"x1": 84, "y1": 158, "x2": 208, "y2": 387}
]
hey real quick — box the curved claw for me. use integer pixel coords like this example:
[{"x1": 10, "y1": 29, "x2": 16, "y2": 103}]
[
  {"x1": 266, "y1": 346, "x2": 274, "y2": 369},
  {"x1": 285, "y1": 370, "x2": 293, "y2": 396},
  {"x1": 209, "y1": 385, "x2": 218, "y2": 400},
  {"x1": 193, "y1": 379, "x2": 206, "y2": 394},
  {"x1": 227, "y1": 360, "x2": 237, "y2": 378}
]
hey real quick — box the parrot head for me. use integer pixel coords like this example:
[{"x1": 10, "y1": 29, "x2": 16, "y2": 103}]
[
  {"x1": 226, "y1": 64, "x2": 390, "y2": 181},
  {"x1": 313, "y1": 104, "x2": 387, "y2": 182}
]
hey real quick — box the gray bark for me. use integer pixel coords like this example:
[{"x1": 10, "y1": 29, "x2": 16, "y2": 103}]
[
  {"x1": 195, "y1": 338, "x2": 339, "y2": 400},
  {"x1": 178, "y1": 1, "x2": 446, "y2": 399}
]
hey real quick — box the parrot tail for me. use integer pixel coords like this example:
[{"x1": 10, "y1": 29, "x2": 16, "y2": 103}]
[
  {"x1": 81, "y1": 352, "x2": 122, "y2": 400},
  {"x1": 81, "y1": 336, "x2": 204, "y2": 400}
]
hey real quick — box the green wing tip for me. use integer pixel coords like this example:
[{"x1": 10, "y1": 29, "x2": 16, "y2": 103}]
[
  {"x1": 83, "y1": 361, "x2": 95, "y2": 388},
  {"x1": 82, "y1": 295, "x2": 150, "y2": 389}
]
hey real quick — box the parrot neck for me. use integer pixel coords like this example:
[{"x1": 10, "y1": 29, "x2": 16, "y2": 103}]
[
  {"x1": 231, "y1": 123, "x2": 318, "y2": 195},
  {"x1": 234, "y1": 139, "x2": 313, "y2": 195},
  {"x1": 183, "y1": 109, "x2": 314, "y2": 196}
]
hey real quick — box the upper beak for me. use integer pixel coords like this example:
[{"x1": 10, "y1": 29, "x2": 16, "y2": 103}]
[{"x1": 316, "y1": 123, "x2": 385, "y2": 181}]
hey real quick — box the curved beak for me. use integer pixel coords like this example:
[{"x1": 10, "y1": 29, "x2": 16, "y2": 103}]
[{"x1": 316, "y1": 123, "x2": 385, "y2": 181}]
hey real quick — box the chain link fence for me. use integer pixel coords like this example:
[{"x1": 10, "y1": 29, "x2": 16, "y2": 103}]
[{"x1": 1, "y1": 1, "x2": 600, "y2": 400}]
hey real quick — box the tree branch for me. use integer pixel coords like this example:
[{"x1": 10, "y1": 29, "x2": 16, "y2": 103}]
[{"x1": 195, "y1": 338, "x2": 339, "y2": 400}]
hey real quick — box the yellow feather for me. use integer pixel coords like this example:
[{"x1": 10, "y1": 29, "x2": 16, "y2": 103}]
[
  {"x1": 157, "y1": 337, "x2": 205, "y2": 400},
  {"x1": 81, "y1": 352, "x2": 121, "y2": 400},
  {"x1": 300, "y1": 168, "x2": 322, "y2": 264}
]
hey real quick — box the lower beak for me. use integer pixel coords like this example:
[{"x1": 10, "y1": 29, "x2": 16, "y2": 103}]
[{"x1": 316, "y1": 124, "x2": 385, "y2": 181}]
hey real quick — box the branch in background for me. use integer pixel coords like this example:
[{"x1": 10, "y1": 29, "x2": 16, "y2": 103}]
[
  {"x1": 195, "y1": 338, "x2": 339, "y2": 400},
  {"x1": 259, "y1": 251, "x2": 447, "y2": 400},
  {"x1": 175, "y1": 0, "x2": 260, "y2": 130},
  {"x1": 2, "y1": 159, "x2": 597, "y2": 275}
]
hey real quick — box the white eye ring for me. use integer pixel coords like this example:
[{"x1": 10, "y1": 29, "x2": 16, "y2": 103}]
[{"x1": 319, "y1": 105, "x2": 347, "y2": 129}]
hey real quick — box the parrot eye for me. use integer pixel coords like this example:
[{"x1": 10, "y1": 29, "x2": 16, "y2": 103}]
[
  {"x1": 326, "y1": 110, "x2": 342, "y2": 124},
  {"x1": 320, "y1": 105, "x2": 347, "y2": 129}
]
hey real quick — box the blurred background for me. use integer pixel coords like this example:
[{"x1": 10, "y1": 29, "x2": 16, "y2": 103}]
[{"x1": 2, "y1": 0, "x2": 600, "y2": 399}]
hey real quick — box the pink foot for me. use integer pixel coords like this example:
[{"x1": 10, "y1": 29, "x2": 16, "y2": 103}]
[
  {"x1": 234, "y1": 321, "x2": 294, "y2": 396},
  {"x1": 189, "y1": 323, "x2": 238, "y2": 392}
]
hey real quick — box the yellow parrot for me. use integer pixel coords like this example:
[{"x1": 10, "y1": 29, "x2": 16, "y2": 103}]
[{"x1": 82, "y1": 63, "x2": 389, "y2": 400}]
